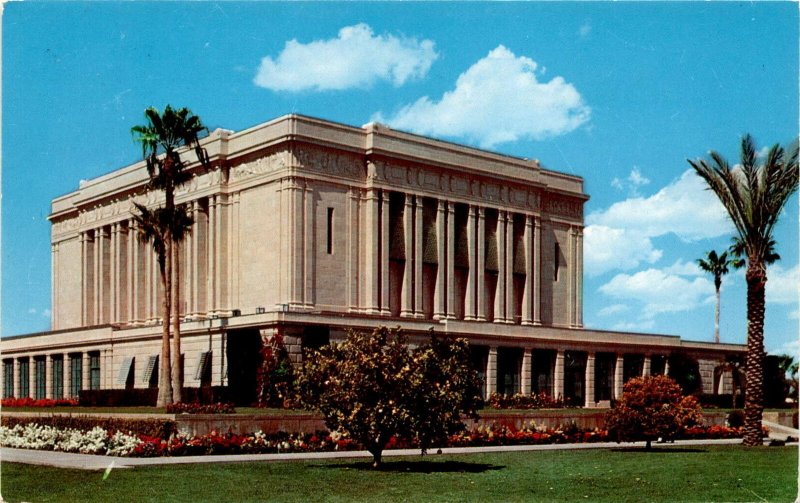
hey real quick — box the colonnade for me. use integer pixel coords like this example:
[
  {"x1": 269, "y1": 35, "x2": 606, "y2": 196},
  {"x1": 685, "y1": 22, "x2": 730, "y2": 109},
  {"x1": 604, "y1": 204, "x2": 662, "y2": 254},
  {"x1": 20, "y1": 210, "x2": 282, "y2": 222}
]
[
  {"x1": 1, "y1": 350, "x2": 110, "y2": 400},
  {"x1": 362, "y1": 189, "x2": 583, "y2": 326}
]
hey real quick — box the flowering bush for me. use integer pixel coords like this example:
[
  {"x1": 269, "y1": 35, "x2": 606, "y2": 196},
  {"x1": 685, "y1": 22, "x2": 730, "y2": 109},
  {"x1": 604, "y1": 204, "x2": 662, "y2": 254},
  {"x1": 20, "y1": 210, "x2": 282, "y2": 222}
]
[
  {"x1": 1, "y1": 415, "x2": 176, "y2": 439},
  {"x1": 0, "y1": 421, "x2": 745, "y2": 458},
  {"x1": 1, "y1": 397, "x2": 79, "y2": 408},
  {"x1": 0, "y1": 423, "x2": 141, "y2": 456},
  {"x1": 165, "y1": 402, "x2": 236, "y2": 414},
  {"x1": 486, "y1": 392, "x2": 568, "y2": 409}
]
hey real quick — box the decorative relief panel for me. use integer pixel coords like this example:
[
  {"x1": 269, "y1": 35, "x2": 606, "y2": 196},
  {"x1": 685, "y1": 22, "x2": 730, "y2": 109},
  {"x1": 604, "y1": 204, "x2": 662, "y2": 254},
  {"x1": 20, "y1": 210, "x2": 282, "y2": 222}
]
[
  {"x1": 229, "y1": 151, "x2": 288, "y2": 182},
  {"x1": 544, "y1": 195, "x2": 583, "y2": 220},
  {"x1": 295, "y1": 146, "x2": 363, "y2": 180}
]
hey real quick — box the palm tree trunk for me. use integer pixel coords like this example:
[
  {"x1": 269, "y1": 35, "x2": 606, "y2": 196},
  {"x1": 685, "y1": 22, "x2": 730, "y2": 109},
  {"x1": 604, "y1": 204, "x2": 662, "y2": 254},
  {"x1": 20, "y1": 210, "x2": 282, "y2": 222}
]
[
  {"x1": 742, "y1": 262, "x2": 766, "y2": 446},
  {"x1": 171, "y1": 241, "x2": 183, "y2": 404},
  {"x1": 156, "y1": 239, "x2": 174, "y2": 407},
  {"x1": 714, "y1": 286, "x2": 721, "y2": 344}
]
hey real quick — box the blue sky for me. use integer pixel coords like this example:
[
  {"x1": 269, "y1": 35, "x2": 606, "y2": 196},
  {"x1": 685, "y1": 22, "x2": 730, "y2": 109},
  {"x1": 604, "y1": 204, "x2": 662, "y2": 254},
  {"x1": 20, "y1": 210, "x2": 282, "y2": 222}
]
[{"x1": 3, "y1": 2, "x2": 798, "y2": 355}]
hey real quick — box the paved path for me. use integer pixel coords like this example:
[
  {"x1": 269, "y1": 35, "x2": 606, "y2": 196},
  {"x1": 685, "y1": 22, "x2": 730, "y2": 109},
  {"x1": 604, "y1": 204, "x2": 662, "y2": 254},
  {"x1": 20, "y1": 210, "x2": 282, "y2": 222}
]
[
  {"x1": 763, "y1": 420, "x2": 799, "y2": 440},
  {"x1": 0, "y1": 438, "x2": 751, "y2": 471}
]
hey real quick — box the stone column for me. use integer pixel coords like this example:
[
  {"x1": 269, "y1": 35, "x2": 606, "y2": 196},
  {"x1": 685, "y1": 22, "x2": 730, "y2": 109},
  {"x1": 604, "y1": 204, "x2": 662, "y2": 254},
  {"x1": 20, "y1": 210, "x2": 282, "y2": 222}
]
[
  {"x1": 614, "y1": 354, "x2": 625, "y2": 399},
  {"x1": 211, "y1": 331, "x2": 227, "y2": 387},
  {"x1": 191, "y1": 201, "x2": 201, "y2": 317},
  {"x1": 364, "y1": 189, "x2": 381, "y2": 314},
  {"x1": 521, "y1": 348, "x2": 532, "y2": 395},
  {"x1": 103, "y1": 349, "x2": 112, "y2": 390},
  {"x1": 505, "y1": 212, "x2": 514, "y2": 323},
  {"x1": 476, "y1": 207, "x2": 486, "y2": 321},
  {"x1": 434, "y1": 199, "x2": 447, "y2": 319},
  {"x1": 82, "y1": 353, "x2": 91, "y2": 391},
  {"x1": 109, "y1": 223, "x2": 118, "y2": 322},
  {"x1": 486, "y1": 346, "x2": 497, "y2": 399},
  {"x1": 45, "y1": 355, "x2": 53, "y2": 399},
  {"x1": 465, "y1": 206, "x2": 477, "y2": 320},
  {"x1": 569, "y1": 227, "x2": 577, "y2": 327},
  {"x1": 664, "y1": 358, "x2": 670, "y2": 377},
  {"x1": 63, "y1": 354, "x2": 72, "y2": 399},
  {"x1": 128, "y1": 219, "x2": 137, "y2": 323},
  {"x1": 380, "y1": 190, "x2": 390, "y2": 315},
  {"x1": 585, "y1": 352, "x2": 596, "y2": 408},
  {"x1": 413, "y1": 196, "x2": 424, "y2": 318},
  {"x1": 446, "y1": 201, "x2": 456, "y2": 319},
  {"x1": 643, "y1": 354, "x2": 651, "y2": 376},
  {"x1": 12, "y1": 359, "x2": 19, "y2": 398},
  {"x1": 347, "y1": 189, "x2": 360, "y2": 311},
  {"x1": 554, "y1": 350, "x2": 565, "y2": 399},
  {"x1": 28, "y1": 358, "x2": 36, "y2": 398},
  {"x1": 522, "y1": 215, "x2": 534, "y2": 325},
  {"x1": 494, "y1": 211, "x2": 506, "y2": 323},
  {"x1": 207, "y1": 195, "x2": 218, "y2": 315},
  {"x1": 533, "y1": 217, "x2": 542, "y2": 325},
  {"x1": 97, "y1": 227, "x2": 107, "y2": 324},
  {"x1": 81, "y1": 231, "x2": 90, "y2": 326},
  {"x1": 576, "y1": 228, "x2": 584, "y2": 327},
  {"x1": 401, "y1": 194, "x2": 414, "y2": 317}
]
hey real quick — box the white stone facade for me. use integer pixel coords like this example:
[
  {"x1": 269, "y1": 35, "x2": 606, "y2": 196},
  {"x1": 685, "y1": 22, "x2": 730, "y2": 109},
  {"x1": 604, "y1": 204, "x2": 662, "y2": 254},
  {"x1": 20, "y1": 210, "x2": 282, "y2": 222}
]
[{"x1": 1, "y1": 115, "x2": 745, "y2": 406}]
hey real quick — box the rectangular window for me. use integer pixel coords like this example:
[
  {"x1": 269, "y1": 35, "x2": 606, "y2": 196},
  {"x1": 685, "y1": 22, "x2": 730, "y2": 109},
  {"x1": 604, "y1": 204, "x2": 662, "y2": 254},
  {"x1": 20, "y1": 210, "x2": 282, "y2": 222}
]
[
  {"x1": 18, "y1": 359, "x2": 29, "y2": 398},
  {"x1": 35, "y1": 358, "x2": 46, "y2": 399},
  {"x1": 70, "y1": 355, "x2": 82, "y2": 397},
  {"x1": 52, "y1": 357, "x2": 64, "y2": 399},
  {"x1": 554, "y1": 242, "x2": 560, "y2": 281},
  {"x1": 89, "y1": 353, "x2": 101, "y2": 390},
  {"x1": 326, "y1": 207, "x2": 334, "y2": 254},
  {"x1": 3, "y1": 361, "x2": 14, "y2": 398}
]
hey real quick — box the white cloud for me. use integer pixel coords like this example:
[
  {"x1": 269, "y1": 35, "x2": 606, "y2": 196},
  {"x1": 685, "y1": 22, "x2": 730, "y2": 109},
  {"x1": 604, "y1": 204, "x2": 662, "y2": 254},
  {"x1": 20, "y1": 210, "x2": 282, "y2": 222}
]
[
  {"x1": 27, "y1": 308, "x2": 37, "y2": 315},
  {"x1": 611, "y1": 167, "x2": 651, "y2": 197},
  {"x1": 254, "y1": 24, "x2": 437, "y2": 92},
  {"x1": 578, "y1": 22, "x2": 592, "y2": 38},
  {"x1": 374, "y1": 45, "x2": 590, "y2": 148},
  {"x1": 599, "y1": 268, "x2": 715, "y2": 319},
  {"x1": 588, "y1": 169, "x2": 732, "y2": 242},
  {"x1": 583, "y1": 225, "x2": 662, "y2": 276},
  {"x1": 598, "y1": 304, "x2": 629, "y2": 317},
  {"x1": 766, "y1": 263, "x2": 800, "y2": 305},
  {"x1": 611, "y1": 320, "x2": 656, "y2": 332},
  {"x1": 662, "y1": 259, "x2": 704, "y2": 277},
  {"x1": 774, "y1": 338, "x2": 800, "y2": 359},
  {"x1": 41, "y1": 309, "x2": 51, "y2": 318}
]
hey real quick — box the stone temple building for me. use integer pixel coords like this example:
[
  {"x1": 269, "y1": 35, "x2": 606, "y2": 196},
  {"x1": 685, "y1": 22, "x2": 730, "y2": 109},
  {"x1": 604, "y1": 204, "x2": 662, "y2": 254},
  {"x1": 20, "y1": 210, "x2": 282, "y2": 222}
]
[{"x1": 1, "y1": 114, "x2": 745, "y2": 406}]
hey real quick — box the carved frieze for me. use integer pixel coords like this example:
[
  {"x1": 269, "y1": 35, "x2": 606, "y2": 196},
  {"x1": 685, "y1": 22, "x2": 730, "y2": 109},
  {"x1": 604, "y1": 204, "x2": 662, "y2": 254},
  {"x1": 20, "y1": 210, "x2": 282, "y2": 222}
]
[
  {"x1": 295, "y1": 147, "x2": 363, "y2": 180},
  {"x1": 229, "y1": 151, "x2": 288, "y2": 182},
  {"x1": 544, "y1": 195, "x2": 583, "y2": 220}
]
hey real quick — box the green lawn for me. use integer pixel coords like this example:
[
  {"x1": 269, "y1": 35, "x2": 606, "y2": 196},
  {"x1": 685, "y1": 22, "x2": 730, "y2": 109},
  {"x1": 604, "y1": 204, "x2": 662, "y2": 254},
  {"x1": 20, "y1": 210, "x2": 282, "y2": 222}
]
[{"x1": 2, "y1": 445, "x2": 796, "y2": 502}]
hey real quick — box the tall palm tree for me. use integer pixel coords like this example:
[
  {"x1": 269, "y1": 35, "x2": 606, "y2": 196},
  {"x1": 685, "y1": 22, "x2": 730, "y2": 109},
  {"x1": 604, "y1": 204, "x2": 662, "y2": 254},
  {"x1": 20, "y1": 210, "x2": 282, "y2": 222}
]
[
  {"x1": 132, "y1": 106, "x2": 209, "y2": 404},
  {"x1": 696, "y1": 250, "x2": 732, "y2": 344},
  {"x1": 689, "y1": 134, "x2": 799, "y2": 446},
  {"x1": 132, "y1": 203, "x2": 173, "y2": 407},
  {"x1": 170, "y1": 204, "x2": 194, "y2": 403}
]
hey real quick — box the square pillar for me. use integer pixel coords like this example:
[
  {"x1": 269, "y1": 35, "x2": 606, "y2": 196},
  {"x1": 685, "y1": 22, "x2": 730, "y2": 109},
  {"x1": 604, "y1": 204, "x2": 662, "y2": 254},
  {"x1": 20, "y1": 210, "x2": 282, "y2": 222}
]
[
  {"x1": 434, "y1": 199, "x2": 447, "y2": 320},
  {"x1": 364, "y1": 189, "x2": 381, "y2": 314},
  {"x1": 522, "y1": 215, "x2": 534, "y2": 325},
  {"x1": 82, "y1": 353, "x2": 90, "y2": 391},
  {"x1": 446, "y1": 201, "x2": 456, "y2": 319},
  {"x1": 614, "y1": 354, "x2": 625, "y2": 399},
  {"x1": 521, "y1": 348, "x2": 532, "y2": 395},
  {"x1": 413, "y1": 196, "x2": 424, "y2": 318},
  {"x1": 464, "y1": 206, "x2": 477, "y2": 320},
  {"x1": 554, "y1": 350, "x2": 565, "y2": 399},
  {"x1": 476, "y1": 207, "x2": 486, "y2": 321},
  {"x1": 576, "y1": 228, "x2": 584, "y2": 327},
  {"x1": 45, "y1": 355, "x2": 53, "y2": 399},
  {"x1": 664, "y1": 358, "x2": 670, "y2": 377},
  {"x1": 28, "y1": 357, "x2": 36, "y2": 398},
  {"x1": 401, "y1": 194, "x2": 414, "y2": 317},
  {"x1": 486, "y1": 346, "x2": 497, "y2": 398},
  {"x1": 494, "y1": 211, "x2": 507, "y2": 323},
  {"x1": 643, "y1": 355, "x2": 651, "y2": 376},
  {"x1": 12, "y1": 359, "x2": 20, "y2": 398},
  {"x1": 63, "y1": 354, "x2": 72, "y2": 399},
  {"x1": 211, "y1": 331, "x2": 228, "y2": 387},
  {"x1": 380, "y1": 190, "x2": 390, "y2": 315},
  {"x1": 585, "y1": 352, "x2": 596, "y2": 408},
  {"x1": 533, "y1": 217, "x2": 542, "y2": 325},
  {"x1": 505, "y1": 212, "x2": 514, "y2": 323}
]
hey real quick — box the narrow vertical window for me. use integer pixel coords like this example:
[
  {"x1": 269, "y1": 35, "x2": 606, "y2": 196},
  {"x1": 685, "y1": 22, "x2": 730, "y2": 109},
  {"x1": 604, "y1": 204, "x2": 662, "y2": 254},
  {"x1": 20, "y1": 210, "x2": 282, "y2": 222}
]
[
  {"x1": 326, "y1": 207, "x2": 334, "y2": 254},
  {"x1": 554, "y1": 242, "x2": 560, "y2": 281}
]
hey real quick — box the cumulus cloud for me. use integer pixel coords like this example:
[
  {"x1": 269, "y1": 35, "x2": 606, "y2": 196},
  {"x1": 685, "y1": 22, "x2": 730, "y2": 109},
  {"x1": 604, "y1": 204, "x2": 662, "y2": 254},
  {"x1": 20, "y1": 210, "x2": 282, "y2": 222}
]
[
  {"x1": 766, "y1": 263, "x2": 800, "y2": 305},
  {"x1": 254, "y1": 24, "x2": 437, "y2": 92},
  {"x1": 583, "y1": 225, "x2": 662, "y2": 276},
  {"x1": 598, "y1": 304, "x2": 629, "y2": 317},
  {"x1": 374, "y1": 45, "x2": 590, "y2": 148},
  {"x1": 588, "y1": 169, "x2": 732, "y2": 242},
  {"x1": 599, "y1": 268, "x2": 715, "y2": 320},
  {"x1": 611, "y1": 167, "x2": 650, "y2": 197}
]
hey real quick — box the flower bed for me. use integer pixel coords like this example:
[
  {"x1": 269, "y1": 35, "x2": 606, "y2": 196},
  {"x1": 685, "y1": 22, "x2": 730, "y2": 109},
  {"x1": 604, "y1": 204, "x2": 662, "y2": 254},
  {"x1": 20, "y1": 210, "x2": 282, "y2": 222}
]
[
  {"x1": 165, "y1": 402, "x2": 236, "y2": 415},
  {"x1": 486, "y1": 392, "x2": 570, "y2": 409},
  {"x1": 1, "y1": 397, "x2": 79, "y2": 408},
  {"x1": 0, "y1": 421, "x2": 747, "y2": 458}
]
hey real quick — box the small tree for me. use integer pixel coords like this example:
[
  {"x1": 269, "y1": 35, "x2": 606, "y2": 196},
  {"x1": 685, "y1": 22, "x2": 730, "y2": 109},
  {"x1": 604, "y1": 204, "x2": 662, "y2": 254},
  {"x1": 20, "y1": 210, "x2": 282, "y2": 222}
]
[
  {"x1": 298, "y1": 327, "x2": 482, "y2": 468},
  {"x1": 256, "y1": 331, "x2": 295, "y2": 408},
  {"x1": 605, "y1": 375, "x2": 702, "y2": 450}
]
